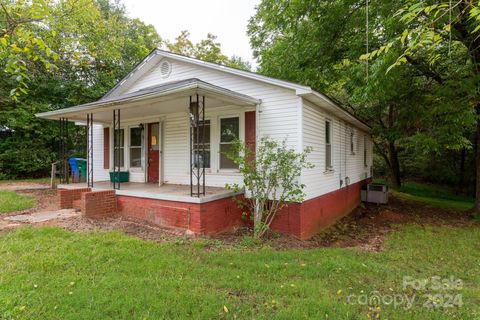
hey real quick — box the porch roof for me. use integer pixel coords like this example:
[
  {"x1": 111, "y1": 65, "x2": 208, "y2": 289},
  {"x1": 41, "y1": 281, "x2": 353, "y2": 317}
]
[{"x1": 35, "y1": 78, "x2": 260, "y2": 124}]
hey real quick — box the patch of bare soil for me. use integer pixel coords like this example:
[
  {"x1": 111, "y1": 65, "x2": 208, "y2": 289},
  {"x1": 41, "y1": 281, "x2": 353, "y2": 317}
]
[
  {"x1": 52, "y1": 216, "x2": 185, "y2": 242},
  {"x1": 210, "y1": 196, "x2": 476, "y2": 252},
  {"x1": 0, "y1": 182, "x2": 49, "y2": 191}
]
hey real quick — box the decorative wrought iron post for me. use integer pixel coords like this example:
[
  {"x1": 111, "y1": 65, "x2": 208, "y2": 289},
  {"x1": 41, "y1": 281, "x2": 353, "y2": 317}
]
[
  {"x1": 59, "y1": 117, "x2": 69, "y2": 184},
  {"x1": 189, "y1": 94, "x2": 206, "y2": 197},
  {"x1": 86, "y1": 113, "x2": 94, "y2": 187},
  {"x1": 112, "y1": 109, "x2": 121, "y2": 190}
]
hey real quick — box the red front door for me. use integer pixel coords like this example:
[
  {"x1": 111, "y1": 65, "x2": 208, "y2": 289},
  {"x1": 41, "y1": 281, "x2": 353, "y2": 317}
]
[{"x1": 148, "y1": 123, "x2": 160, "y2": 183}]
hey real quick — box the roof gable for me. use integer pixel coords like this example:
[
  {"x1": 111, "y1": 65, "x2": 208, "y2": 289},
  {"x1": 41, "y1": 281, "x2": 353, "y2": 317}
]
[
  {"x1": 103, "y1": 49, "x2": 311, "y2": 100},
  {"x1": 102, "y1": 49, "x2": 371, "y2": 131}
]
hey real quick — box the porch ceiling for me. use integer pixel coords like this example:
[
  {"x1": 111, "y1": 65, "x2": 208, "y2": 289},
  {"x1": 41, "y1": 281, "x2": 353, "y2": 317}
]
[{"x1": 36, "y1": 78, "x2": 260, "y2": 124}]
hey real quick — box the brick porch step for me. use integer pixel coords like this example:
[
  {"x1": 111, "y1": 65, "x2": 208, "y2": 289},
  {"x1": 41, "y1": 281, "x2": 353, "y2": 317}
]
[
  {"x1": 58, "y1": 188, "x2": 116, "y2": 218},
  {"x1": 72, "y1": 199, "x2": 82, "y2": 211},
  {"x1": 58, "y1": 187, "x2": 91, "y2": 209}
]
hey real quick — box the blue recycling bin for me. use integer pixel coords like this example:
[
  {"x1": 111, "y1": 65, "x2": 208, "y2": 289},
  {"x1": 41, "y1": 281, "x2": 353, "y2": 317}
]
[{"x1": 68, "y1": 158, "x2": 86, "y2": 183}]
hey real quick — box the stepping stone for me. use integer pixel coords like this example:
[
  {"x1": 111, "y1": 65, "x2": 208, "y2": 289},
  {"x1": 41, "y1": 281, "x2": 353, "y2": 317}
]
[
  {"x1": 5, "y1": 209, "x2": 79, "y2": 223},
  {"x1": 0, "y1": 221, "x2": 21, "y2": 230}
]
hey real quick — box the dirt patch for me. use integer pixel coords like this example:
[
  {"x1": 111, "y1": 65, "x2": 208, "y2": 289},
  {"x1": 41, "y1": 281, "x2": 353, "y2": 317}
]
[
  {"x1": 207, "y1": 196, "x2": 476, "y2": 252},
  {"x1": 52, "y1": 215, "x2": 185, "y2": 242},
  {"x1": 374, "y1": 209, "x2": 410, "y2": 224},
  {"x1": 0, "y1": 182, "x2": 49, "y2": 191},
  {"x1": 294, "y1": 196, "x2": 474, "y2": 251}
]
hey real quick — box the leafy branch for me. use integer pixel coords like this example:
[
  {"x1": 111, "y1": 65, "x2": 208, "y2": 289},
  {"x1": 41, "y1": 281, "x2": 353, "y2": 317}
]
[{"x1": 225, "y1": 137, "x2": 313, "y2": 238}]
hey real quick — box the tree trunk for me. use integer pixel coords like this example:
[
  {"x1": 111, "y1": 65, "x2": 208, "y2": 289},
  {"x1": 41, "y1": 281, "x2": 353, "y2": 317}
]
[
  {"x1": 457, "y1": 147, "x2": 466, "y2": 195},
  {"x1": 254, "y1": 198, "x2": 262, "y2": 237},
  {"x1": 386, "y1": 104, "x2": 401, "y2": 187},
  {"x1": 475, "y1": 105, "x2": 480, "y2": 212},
  {"x1": 388, "y1": 141, "x2": 402, "y2": 188}
]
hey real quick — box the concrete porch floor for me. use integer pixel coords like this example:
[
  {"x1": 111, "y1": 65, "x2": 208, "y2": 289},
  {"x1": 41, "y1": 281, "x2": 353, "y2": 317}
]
[{"x1": 58, "y1": 182, "x2": 239, "y2": 203}]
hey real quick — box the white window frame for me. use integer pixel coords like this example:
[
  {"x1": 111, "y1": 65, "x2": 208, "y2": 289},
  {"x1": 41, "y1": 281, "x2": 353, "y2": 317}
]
[
  {"x1": 192, "y1": 118, "x2": 212, "y2": 171},
  {"x1": 325, "y1": 119, "x2": 333, "y2": 172},
  {"x1": 350, "y1": 129, "x2": 355, "y2": 155},
  {"x1": 218, "y1": 114, "x2": 242, "y2": 173},
  {"x1": 364, "y1": 134, "x2": 368, "y2": 167},
  {"x1": 129, "y1": 125, "x2": 144, "y2": 170}
]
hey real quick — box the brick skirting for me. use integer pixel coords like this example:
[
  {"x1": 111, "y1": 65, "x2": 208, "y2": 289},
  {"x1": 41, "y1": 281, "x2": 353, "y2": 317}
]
[
  {"x1": 116, "y1": 195, "x2": 244, "y2": 234},
  {"x1": 58, "y1": 179, "x2": 370, "y2": 239},
  {"x1": 270, "y1": 179, "x2": 371, "y2": 239}
]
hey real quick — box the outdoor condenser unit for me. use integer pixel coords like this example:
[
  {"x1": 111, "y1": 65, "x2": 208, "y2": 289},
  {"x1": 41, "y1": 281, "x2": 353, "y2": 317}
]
[{"x1": 361, "y1": 184, "x2": 388, "y2": 204}]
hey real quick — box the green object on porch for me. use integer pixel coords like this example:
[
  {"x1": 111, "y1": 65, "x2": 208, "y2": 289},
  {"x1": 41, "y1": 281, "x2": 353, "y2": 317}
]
[
  {"x1": 109, "y1": 171, "x2": 129, "y2": 183},
  {"x1": 76, "y1": 160, "x2": 87, "y2": 182}
]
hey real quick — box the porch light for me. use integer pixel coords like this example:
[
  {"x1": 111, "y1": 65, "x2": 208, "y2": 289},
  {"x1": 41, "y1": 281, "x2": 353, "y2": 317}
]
[{"x1": 138, "y1": 123, "x2": 144, "y2": 131}]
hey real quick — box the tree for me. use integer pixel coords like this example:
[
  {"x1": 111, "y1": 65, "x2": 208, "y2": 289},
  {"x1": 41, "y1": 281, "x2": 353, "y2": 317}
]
[
  {"x1": 166, "y1": 30, "x2": 251, "y2": 71},
  {"x1": 225, "y1": 138, "x2": 313, "y2": 238},
  {"x1": 364, "y1": 1, "x2": 480, "y2": 209},
  {"x1": 0, "y1": 0, "x2": 59, "y2": 100},
  {"x1": 0, "y1": 0, "x2": 161, "y2": 104},
  {"x1": 0, "y1": 0, "x2": 161, "y2": 178},
  {"x1": 248, "y1": 0, "x2": 475, "y2": 190}
]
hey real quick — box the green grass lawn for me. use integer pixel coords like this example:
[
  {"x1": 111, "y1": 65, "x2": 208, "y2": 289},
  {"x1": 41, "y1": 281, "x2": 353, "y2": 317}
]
[
  {"x1": 0, "y1": 191, "x2": 36, "y2": 213},
  {"x1": 0, "y1": 226, "x2": 478, "y2": 319},
  {"x1": 0, "y1": 177, "x2": 51, "y2": 184},
  {"x1": 374, "y1": 179, "x2": 474, "y2": 211}
]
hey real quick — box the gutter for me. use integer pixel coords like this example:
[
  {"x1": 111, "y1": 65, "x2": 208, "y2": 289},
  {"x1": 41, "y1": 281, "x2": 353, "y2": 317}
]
[{"x1": 36, "y1": 81, "x2": 260, "y2": 120}]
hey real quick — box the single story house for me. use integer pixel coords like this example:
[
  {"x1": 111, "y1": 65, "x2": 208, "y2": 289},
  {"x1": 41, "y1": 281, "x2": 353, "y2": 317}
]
[{"x1": 37, "y1": 49, "x2": 373, "y2": 240}]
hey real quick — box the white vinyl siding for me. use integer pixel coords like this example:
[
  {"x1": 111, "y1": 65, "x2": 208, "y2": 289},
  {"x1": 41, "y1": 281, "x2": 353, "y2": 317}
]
[
  {"x1": 302, "y1": 100, "x2": 372, "y2": 200},
  {"x1": 121, "y1": 59, "x2": 300, "y2": 149}
]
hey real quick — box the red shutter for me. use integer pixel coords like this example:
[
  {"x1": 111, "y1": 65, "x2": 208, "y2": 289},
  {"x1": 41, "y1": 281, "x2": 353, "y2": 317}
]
[
  {"x1": 103, "y1": 128, "x2": 109, "y2": 169},
  {"x1": 245, "y1": 111, "x2": 256, "y2": 160}
]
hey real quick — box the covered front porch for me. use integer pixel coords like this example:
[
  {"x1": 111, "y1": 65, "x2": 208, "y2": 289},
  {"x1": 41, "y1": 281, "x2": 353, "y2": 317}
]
[
  {"x1": 58, "y1": 181, "x2": 237, "y2": 204},
  {"x1": 37, "y1": 78, "x2": 259, "y2": 198}
]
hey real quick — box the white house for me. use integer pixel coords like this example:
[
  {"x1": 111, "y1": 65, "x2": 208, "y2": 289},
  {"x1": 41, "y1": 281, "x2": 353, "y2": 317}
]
[{"x1": 37, "y1": 49, "x2": 373, "y2": 239}]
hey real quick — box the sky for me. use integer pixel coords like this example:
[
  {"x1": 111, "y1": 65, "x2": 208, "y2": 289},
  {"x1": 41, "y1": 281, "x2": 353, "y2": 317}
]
[{"x1": 122, "y1": 0, "x2": 260, "y2": 67}]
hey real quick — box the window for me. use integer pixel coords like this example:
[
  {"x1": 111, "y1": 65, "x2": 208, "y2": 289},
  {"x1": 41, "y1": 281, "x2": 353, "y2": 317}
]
[
  {"x1": 350, "y1": 130, "x2": 355, "y2": 154},
  {"x1": 364, "y1": 135, "x2": 368, "y2": 167},
  {"x1": 114, "y1": 129, "x2": 124, "y2": 167},
  {"x1": 325, "y1": 120, "x2": 332, "y2": 170},
  {"x1": 220, "y1": 117, "x2": 239, "y2": 169},
  {"x1": 130, "y1": 127, "x2": 143, "y2": 168},
  {"x1": 193, "y1": 120, "x2": 211, "y2": 168}
]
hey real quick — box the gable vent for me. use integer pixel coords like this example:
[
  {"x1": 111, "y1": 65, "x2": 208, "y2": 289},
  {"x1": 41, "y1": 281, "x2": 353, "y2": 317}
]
[{"x1": 160, "y1": 60, "x2": 172, "y2": 78}]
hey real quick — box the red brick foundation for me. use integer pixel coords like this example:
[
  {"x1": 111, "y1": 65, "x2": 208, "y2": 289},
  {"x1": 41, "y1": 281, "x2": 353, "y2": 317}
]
[
  {"x1": 270, "y1": 179, "x2": 370, "y2": 239},
  {"x1": 58, "y1": 179, "x2": 369, "y2": 239},
  {"x1": 116, "y1": 195, "x2": 244, "y2": 234}
]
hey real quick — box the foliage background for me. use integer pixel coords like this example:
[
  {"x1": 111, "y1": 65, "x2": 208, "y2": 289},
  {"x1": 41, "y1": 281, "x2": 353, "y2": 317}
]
[
  {"x1": 0, "y1": 0, "x2": 246, "y2": 179},
  {"x1": 0, "y1": 0, "x2": 477, "y2": 200}
]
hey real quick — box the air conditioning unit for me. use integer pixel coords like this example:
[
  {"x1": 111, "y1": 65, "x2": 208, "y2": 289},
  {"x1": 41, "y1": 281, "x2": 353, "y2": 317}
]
[{"x1": 361, "y1": 184, "x2": 388, "y2": 204}]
